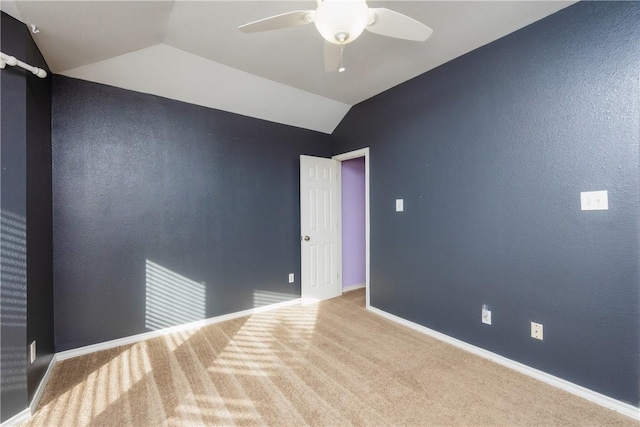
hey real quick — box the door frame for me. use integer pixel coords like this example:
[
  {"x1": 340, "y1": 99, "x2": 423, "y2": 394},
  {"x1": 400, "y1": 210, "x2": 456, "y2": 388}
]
[{"x1": 332, "y1": 148, "x2": 370, "y2": 309}]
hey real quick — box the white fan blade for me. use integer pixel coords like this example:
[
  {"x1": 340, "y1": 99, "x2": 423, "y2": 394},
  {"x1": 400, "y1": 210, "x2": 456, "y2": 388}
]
[
  {"x1": 366, "y1": 8, "x2": 433, "y2": 41},
  {"x1": 239, "y1": 10, "x2": 314, "y2": 33},
  {"x1": 324, "y1": 41, "x2": 341, "y2": 73}
]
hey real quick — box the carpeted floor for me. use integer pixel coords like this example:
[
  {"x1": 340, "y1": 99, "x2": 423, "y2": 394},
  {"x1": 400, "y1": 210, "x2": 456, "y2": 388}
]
[{"x1": 26, "y1": 289, "x2": 636, "y2": 426}]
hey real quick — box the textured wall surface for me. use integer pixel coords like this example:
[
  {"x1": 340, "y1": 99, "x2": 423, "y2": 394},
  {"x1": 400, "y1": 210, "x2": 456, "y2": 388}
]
[
  {"x1": 1, "y1": 12, "x2": 29, "y2": 422},
  {"x1": 341, "y1": 158, "x2": 366, "y2": 288},
  {"x1": 24, "y1": 18, "x2": 54, "y2": 404},
  {"x1": 1, "y1": 11, "x2": 54, "y2": 421},
  {"x1": 52, "y1": 76, "x2": 332, "y2": 351},
  {"x1": 333, "y1": 2, "x2": 640, "y2": 405}
]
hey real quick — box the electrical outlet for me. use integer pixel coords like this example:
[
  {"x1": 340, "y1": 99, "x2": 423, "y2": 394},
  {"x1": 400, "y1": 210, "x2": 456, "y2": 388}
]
[
  {"x1": 482, "y1": 305, "x2": 492, "y2": 325},
  {"x1": 580, "y1": 190, "x2": 608, "y2": 211},
  {"x1": 531, "y1": 322, "x2": 543, "y2": 340},
  {"x1": 288, "y1": 273, "x2": 294, "y2": 283},
  {"x1": 29, "y1": 341, "x2": 36, "y2": 364}
]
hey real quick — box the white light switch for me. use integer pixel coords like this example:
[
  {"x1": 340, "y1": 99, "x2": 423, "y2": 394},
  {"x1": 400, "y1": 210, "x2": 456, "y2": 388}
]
[
  {"x1": 580, "y1": 190, "x2": 608, "y2": 211},
  {"x1": 395, "y1": 199, "x2": 404, "y2": 212},
  {"x1": 288, "y1": 273, "x2": 294, "y2": 283}
]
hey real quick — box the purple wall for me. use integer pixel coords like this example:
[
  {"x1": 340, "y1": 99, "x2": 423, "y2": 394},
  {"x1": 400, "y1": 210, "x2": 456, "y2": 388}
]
[{"x1": 341, "y1": 158, "x2": 366, "y2": 289}]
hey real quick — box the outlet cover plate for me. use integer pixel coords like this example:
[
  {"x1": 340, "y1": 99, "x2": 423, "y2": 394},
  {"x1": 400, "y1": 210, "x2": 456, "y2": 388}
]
[
  {"x1": 29, "y1": 341, "x2": 36, "y2": 364},
  {"x1": 531, "y1": 322, "x2": 543, "y2": 340},
  {"x1": 580, "y1": 190, "x2": 608, "y2": 211},
  {"x1": 482, "y1": 306, "x2": 492, "y2": 325},
  {"x1": 288, "y1": 273, "x2": 294, "y2": 283}
]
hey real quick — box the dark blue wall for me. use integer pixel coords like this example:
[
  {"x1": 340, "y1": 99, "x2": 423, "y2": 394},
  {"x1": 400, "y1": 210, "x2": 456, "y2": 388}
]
[
  {"x1": 1, "y1": 11, "x2": 54, "y2": 422},
  {"x1": 25, "y1": 17, "x2": 54, "y2": 405},
  {"x1": 333, "y1": 2, "x2": 640, "y2": 406},
  {"x1": 52, "y1": 76, "x2": 333, "y2": 351},
  {"x1": 1, "y1": 12, "x2": 29, "y2": 422}
]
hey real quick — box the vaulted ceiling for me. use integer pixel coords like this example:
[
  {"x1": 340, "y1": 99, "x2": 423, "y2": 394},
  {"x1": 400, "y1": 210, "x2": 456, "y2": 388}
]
[{"x1": 2, "y1": 1, "x2": 575, "y2": 133}]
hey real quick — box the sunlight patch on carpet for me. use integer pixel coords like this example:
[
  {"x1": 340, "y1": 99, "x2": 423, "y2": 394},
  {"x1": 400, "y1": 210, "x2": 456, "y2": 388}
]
[
  {"x1": 37, "y1": 343, "x2": 153, "y2": 426},
  {"x1": 207, "y1": 301, "x2": 319, "y2": 379}
]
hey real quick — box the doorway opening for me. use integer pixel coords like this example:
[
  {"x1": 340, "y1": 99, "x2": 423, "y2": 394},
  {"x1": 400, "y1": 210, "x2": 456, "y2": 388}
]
[{"x1": 333, "y1": 148, "x2": 370, "y2": 309}]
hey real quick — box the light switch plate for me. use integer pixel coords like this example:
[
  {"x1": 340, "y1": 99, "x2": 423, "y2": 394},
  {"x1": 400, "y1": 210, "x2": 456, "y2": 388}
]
[
  {"x1": 580, "y1": 190, "x2": 608, "y2": 211},
  {"x1": 288, "y1": 273, "x2": 294, "y2": 283},
  {"x1": 395, "y1": 199, "x2": 404, "y2": 212}
]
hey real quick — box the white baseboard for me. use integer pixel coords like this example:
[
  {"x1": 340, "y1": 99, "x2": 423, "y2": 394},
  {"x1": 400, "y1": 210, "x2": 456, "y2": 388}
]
[
  {"x1": 343, "y1": 283, "x2": 365, "y2": 293},
  {"x1": 0, "y1": 408, "x2": 30, "y2": 427},
  {"x1": 56, "y1": 298, "x2": 301, "y2": 361},
  {"x1": 368, "y1": 306, "x2": 640, "y2": 421},
  {"x1": 29, "y1": 354, "x2": 57, "y2": 413}
]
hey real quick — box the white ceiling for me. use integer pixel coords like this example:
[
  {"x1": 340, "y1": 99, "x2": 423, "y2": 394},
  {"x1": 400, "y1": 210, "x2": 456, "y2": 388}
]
[{"x1": 3, "y1": 1, "x2": 575, "y2": 133}]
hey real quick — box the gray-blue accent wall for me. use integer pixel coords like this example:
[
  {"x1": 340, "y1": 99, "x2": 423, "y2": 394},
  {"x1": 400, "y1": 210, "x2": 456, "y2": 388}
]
[
  {"x1": 333, "y1": 1, "x2": 639, "y2": 406},
  {"x1": 51, "y1": 76, "x2": 333, "y2": 351}
]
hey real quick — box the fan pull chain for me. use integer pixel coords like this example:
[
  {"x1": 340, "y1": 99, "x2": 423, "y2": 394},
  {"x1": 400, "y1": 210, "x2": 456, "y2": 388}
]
[{"x1": 338, "y1": 46, "x2": 346, "y2": 73}]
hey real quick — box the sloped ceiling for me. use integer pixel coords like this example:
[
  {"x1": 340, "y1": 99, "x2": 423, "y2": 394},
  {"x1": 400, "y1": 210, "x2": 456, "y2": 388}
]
[{"x1": 3, "y1": 1, "x2": 575, "y2": 133}]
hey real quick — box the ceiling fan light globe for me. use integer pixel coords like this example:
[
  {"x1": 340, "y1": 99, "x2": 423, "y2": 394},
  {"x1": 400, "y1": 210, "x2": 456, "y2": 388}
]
[{"x1": 314, "y1": 0, "x2": 369, "y2": 45}]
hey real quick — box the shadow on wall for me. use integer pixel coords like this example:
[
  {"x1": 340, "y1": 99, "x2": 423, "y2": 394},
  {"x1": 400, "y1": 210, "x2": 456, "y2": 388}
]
[
  {"x1": 145, "y1": 260, "x2": 206, "y2": 331},
  {"x1": 0, "y1": 210, "x2": 27, "y2": 392}
]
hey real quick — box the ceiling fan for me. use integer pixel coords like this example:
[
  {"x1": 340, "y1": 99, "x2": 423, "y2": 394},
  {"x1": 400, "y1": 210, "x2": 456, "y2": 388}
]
[{"x1": 239, "y1": 0, "x2": 433, "y2": 73}]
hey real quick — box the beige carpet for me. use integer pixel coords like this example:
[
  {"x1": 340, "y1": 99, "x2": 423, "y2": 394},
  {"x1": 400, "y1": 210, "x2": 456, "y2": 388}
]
[{"x1": 26, "y1": 289, "x2": 636, "y2": 426}]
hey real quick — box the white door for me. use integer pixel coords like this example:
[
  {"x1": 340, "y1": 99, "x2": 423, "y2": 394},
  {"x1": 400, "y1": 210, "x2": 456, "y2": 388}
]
[{"x1": 300, "y1": 155, "x2": 340, "y2": 301}]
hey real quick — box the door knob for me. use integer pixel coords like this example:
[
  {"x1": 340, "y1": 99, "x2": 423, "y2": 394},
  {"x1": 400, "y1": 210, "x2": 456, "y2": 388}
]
[{"x1": 302, "y1": 235, "x2": 310, "y2": 241}]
